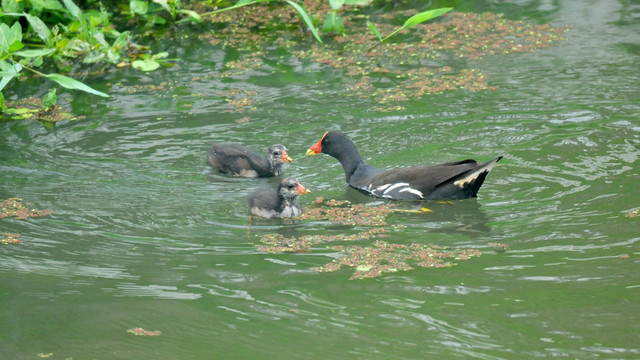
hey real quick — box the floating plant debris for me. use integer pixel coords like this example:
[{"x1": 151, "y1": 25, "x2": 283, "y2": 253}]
[
  {"x1": 255, "y1": 198, "x2": 482, "y2": 279},
  {"x1": 1, "y1": 98, "x2": 78, "y2": 122},
  {"x1": 193, "y1": 2, "x2": 570, "y2": 111},
  {"x1": 127, "y1": 327, "x2": 162, "y2": 336},
  {"x1": 626, "y1": 208, "x2": 639, "y2": 218},
  {"x1": 258, "y1": 227, "x2": 387, "y2": 254},
  {"x1": 1, "y1": 198, "x2": 52, "y2": 219},
  {"x1": 489, "y1": 242, "x2": 509, "y2": 252},
  {"x1": 312, "y1": 240, "x2": 482, "y2": 280},
  {"x1": 1, "y1": 233, "x2": 22, "y2": 245},
  {"x1": 298, "y1": 200, "x2": 396, "y2": 226}
]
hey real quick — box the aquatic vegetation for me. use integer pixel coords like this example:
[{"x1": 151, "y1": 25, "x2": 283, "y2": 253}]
[
  {"x1": 1, "y1": 198, "x2": 52, "y2": 219},
  {"x1": 258, "y1": 227, "x2": 387, "y2": 253},
  {"x1": 626, "y1": 208, "x2": 639, "y2": 218},
  {"x1": 297, "y1": 200, "x2": 395, "y2": 226},
  {"x1": 127, "y1": 327, "x2": 162, "y2": 336},
  {"x1": 256, "y1": 198, "x2": 482, "y2": 279},
  {"x1": 312, "y1": 240, "x2": 482, "y2": 280},
  {"x1": 1, "y1": 233, "x2": 22, "y2": 245},
  {"x1": 197, "y1": 2, "x2": 570, "y2": 111},
  {"x1": 0, "y1": 96, "x2": 80, "y2": 123}
]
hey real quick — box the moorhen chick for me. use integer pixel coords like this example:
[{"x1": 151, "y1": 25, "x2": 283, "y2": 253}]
[
  {"x1": 207, "y1": 143, "x2": 292, "y2": 177},
  {"x1": 306, "y1": 131, "x2": 502, "y2": 201},
  {"x1": 248, "y1": 177, "x2": 311, "y2": 218}
]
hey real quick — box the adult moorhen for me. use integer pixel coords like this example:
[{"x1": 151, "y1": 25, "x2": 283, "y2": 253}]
[
  {"x1": 306, "y1": 131, "x2": 502, "y2": 200},
  {"x1": 207, "y1": 143, "x2": 292, "y2": 177},
  {"x1": 248, "y1": 177, "x2": 311, "y2": 218}
]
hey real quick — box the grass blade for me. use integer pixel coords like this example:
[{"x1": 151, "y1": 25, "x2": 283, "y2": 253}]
[
  {"x1": 285, "y1": 0, "x2": 322, "y2": 43},
  {"x1": 46, "y1": 73, "x2": 109, "y2": 97}
]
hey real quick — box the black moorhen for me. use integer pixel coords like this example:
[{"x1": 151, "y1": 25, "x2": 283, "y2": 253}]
[
  {"x1": 207, "y1": 143, "x2": 292, "y2": 177},
  {"x1": 306, "y1": 131, "x2": 502, "y2": 200},
  {"x1": 248, "y1": 177, "x2": 311, "y2": 218}
]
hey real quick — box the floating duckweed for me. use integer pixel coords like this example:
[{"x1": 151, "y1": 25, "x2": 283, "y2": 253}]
[
  {"x1": 193, "y1": 3, "x2": 570, "y2": 111},
  {"x1": 1, "y1": 233, "x2": 22, "y2": 245},
  {"x1": 1, "y1": 198, "x2": 52, "y2": 219},
  {"x1": 311, "y1": 240, "x2": 482, "y2": 280},
  {"x1": 298, "y1": 200, "x2": 396, "y2": 226},
  {"x1": 256, "y1": 198, "x2": 482, "y2": 279},
  {"x1": 257, "y1": 228, "x2": 387, "y2": 254}
]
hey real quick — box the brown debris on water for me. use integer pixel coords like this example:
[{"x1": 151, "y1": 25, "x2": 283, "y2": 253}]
[
  {"x1": 1, "y1": 98, "x2": 77, "y2": 123},
  {"x1": 1, "y1": 198, "x2": 52, "y2": 219},
  {"x1": 1, "y1": 233, "x2": 22, "y2": 245},
  {"x1": 257, "y1": 227, "x2": 387, "y2": 254},
  {"x1": 256, "y1": 198, "x2": 482, "y2": 279},
  {"x1": 312, "y1": 240, "x2": 482, "y2": 280},
  {"x1": 193, "y1": 2, "x2": 570, "y2": 111},
  {"x1": 298, "y1": 200, "x2": 395, "y2": 226}
]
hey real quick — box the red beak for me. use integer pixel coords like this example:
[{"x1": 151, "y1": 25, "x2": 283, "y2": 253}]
[
  {"x1": 306, "y1": 132, "x2": 328, "y2": 156},
  {"x1": 296, "y1": 183, "x2": 311, "y2": 195}
]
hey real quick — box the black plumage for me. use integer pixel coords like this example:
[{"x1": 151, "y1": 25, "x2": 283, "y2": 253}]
[
  {"x1": 207, "y1": 143, "x2": 292, "y2": 177},
  {"x1": 306, "y1": 131, "x2": 502, "y2": 200},
  {"x1": 248, "y1": 177, "x2": 310, "y2": 218}
]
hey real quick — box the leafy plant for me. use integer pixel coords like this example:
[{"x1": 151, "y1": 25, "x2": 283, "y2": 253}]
[
  {"x1": 0, "y1": 21, "x2": 108, "y2": 99},
  {"x1": 129, "y1": 0, "x2": 201, "y2": 26},
  {"x1": 199, "y1": 0, "x2": 322, "y2": 43},
  {"x1": 323, "y1": 0, "x2": 372, "y2": 36},
  {"x1": 132, "y1": 51, "x2": 174, "y2": 71},
  {"x1": 367, "y1": 7, "x2": 453, "y2": 44}
]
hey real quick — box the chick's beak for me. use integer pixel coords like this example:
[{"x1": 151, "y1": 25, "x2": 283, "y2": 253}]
[
  {"x1": 296, "y1": 183, "x2": 311, "y2": 195},
  {"x1": 281, "y1": 150, "x2": 293, "y2": 163}
]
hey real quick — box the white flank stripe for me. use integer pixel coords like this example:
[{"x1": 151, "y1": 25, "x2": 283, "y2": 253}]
[
  {"x1": 382, "y1": 183, "x2": 410, "y2": 195},
  {"x1": 373, "y1": 184, "x2": 390, "y2": 192},
  {"x1": 399, "y1": 187, "x2": 423, "y2": 198}
]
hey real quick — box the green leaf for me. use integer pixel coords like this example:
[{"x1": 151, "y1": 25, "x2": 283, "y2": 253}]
[
  {"x1": 13, "y1": 48, "x2": 56, "y2": 57},
  {"x1": 151, "y1": 0, "x2": 171, "y2": 13},
  {"x1": 8, "y1": 40, "x2": 24, "y2": 52},
  {"x1": 29, "y1": 0, "x2": 64, "y2": 11},
  {"x1": 0, "y1": 91, "x2": 6, "y2": 112},
  {"x1": 132, "y1": 59, "x2": 159, "y2": 72},
  {"x1": 329, "y1": 0, "x2": 344, "y2": 10},
  {"x1": 62, "y1": 0, "x2": 83, "y2": 19},
  {"x1": 25, "y1": 14, "x2": 52, "y2": 45},
  {"x1": 130, "y1": 0, "x2": 148, "y2": 15},
  {"x1": 402, "y1": 7, "x2": 453, "y2": 29},
  {"x1": 46, "y1": 73, "x2": 109, "y2": 97},
  {"x1": 42, "y1": 88, "x2": 57, "y2": 110},
  {"x1": 0, "y1": 62, "x2": 22, "y2": 92},
  {"x1": 0, "y1": 24, "x2": 11, "y2": 52},
  {"x1": 0, "y1": 22, "x2": 22, "y2": 53},
  {"x1": 176, "y1": 9, "x2": 201, "y2": 22},
  {"x1": 367, "y1": 20, "x2": 382, "y2": 41},
  {"x1": 2, "y1": 0, "x2": 23, "y2": 13},
  {"x1": 284, "y1": 0, "x2": 322, "y2": 43},
  {"x1": 151, "y1": 51, "x2": 168, "y2": 60},
  {"x1": 10, "y1": 22, "x2": 22, "y2": 43},
  {"x1": 323, "y1": 12, "x2": 336, "y2": 33}
]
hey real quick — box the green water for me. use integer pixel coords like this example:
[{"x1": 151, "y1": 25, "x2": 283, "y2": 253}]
[{"x1": 1, "y1": 1, "x2": 639, "y2": 359}]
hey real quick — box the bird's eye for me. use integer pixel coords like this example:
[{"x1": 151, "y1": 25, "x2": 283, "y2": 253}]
[{"x1": 273, "y1": 151, "x2": 280, "y2": 156}]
